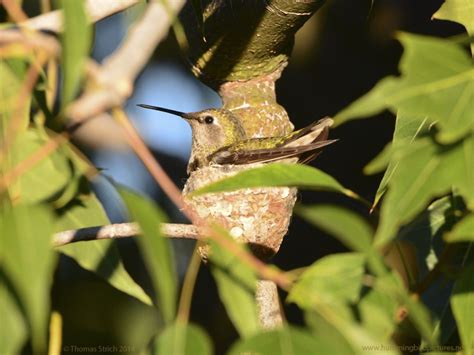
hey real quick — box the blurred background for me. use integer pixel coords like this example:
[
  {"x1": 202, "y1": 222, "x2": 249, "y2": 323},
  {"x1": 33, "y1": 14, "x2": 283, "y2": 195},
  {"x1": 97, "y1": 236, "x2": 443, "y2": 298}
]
[{"x1": 13, "y1": 0, "x2": 468, "y2": 353}]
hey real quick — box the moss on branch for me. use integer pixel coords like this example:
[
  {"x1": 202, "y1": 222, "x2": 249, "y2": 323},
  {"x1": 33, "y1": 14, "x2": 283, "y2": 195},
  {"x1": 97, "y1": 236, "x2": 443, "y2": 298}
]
[{"x1": 180, "y1": 0, "x2": 325, "y2": 86}]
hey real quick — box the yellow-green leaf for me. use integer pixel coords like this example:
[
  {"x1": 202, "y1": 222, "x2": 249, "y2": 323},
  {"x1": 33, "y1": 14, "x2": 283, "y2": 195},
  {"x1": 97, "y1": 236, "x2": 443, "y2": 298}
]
[
  {"x1": 433, "y1": 0, "x2": 474, "y2": 55},
  {"x1": 451, "y1": 264, "x2": 474, "y2": 355},
  {"x1": 154, "y1": 322, "x2": 213, "y2": 355},
  {"x1": 190, "y1": 163, "x2": 353, "y2": 197},
  {"x1": 446, "y1": 214, "x2": 474, "y2": 242},
  {"x1": 336, "y1": 33, "x2": 474, "y2": 143},
  {"x1": 208, "y1": 228, "x2": 259, "y2": 337},
  {"x1": 60, "y1": 0, "x2": 91, "y2": 108},
  {"x1": 0, "y1": 204, "x2": 57, "y2": 353},
  {"x1": 120, "y1": 188, "x2": 177, "y2": 324},
  {"x1": 56, "y1": 192, "x2": 153, "y2": 306}
]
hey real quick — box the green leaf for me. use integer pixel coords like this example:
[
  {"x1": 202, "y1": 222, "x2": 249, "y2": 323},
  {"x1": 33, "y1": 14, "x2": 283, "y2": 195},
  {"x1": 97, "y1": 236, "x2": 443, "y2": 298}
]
[
  {"x1": 56, "y1": 191, "x2": 153, "y2": 306},
  {"x1": 8, "y1": 129, "x2": 72, "y2": 204},
  {"x1": 336, "y1": 33, "x2": 474, "y2": 143},
  {"x1": 303, "y1": 312, "x2": 355, "y2": 355},
  {"x1": 154, "y1": 322, "x2": 213, "y2": 355},
  {"x1": 228, "y1": 326, "x2": 351, "y2": 355},
  {"x1": 60, "y1": 0, "x2": 91, "y2": 108},
  {"x1": 0, "y1": 276, "x2": 27, "y2": 355},
  {"x1": 300, "y1": 272, "x2": 400, "y2": 354},
  {"x1": 0, "y1": 204, "x2": 57, "y2": 353},
  {"x1": 190, "y1": 163, "x2": 354, "y2": 197},
  {"x1": 396, "y1": 196, "x2": 461, "y2": 344},
  {"x1": 433, "y1": 0, "x2": 474, "y2": 55},
  {"x1": 446, "y1": 214, "x2": 474, "y2": 242},
  {"x1": 208, "y1": 229, "x2": 259, "y2": 337},
  {"x1": 358, "y1": 280, "x2": 398, "y2": 340},
  {"x1": 296, "y1": 204, "x2": 373, "y2": 252},
  {"x1": 375, "y1": 134, "x2": 474, "y2": 246},
  {"x1": 120, "y1": 188, "x2": 177, "y2": 324},
  {"x1": 451, "y1": 264, "x2": 474, "y2": 355},
  {"x1": 0, "y1": 59, "x2": 30, "y2": 136},
  {"x1": 288, "y1": 253, "x2": 365, "y2": 309},
  {"x1": 376, "y1": 272, "x2": 437, "y2": 345},
  {"x1": 364, "y1": 113, "x2": 431, "y2": 207}
]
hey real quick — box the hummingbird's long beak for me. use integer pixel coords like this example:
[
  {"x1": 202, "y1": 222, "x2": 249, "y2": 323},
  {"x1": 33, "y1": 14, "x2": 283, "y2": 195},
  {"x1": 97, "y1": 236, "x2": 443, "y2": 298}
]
[{"x1": 137, "y1": 104, "x2": 190, "y2": 119}]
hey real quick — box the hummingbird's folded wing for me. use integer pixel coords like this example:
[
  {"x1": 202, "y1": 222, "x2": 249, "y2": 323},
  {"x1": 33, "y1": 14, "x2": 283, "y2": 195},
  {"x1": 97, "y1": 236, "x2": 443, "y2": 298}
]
[{"x1": 210, "y1": 139, "x2": 338, "y2": 166}]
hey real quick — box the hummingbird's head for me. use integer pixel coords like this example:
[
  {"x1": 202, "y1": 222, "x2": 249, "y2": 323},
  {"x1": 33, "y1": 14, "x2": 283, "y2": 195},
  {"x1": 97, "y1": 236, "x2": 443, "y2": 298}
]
[
  {"x1": 136, "y1": 104, "x2": 246, "y2": 166},
  {"x1": 184, "y1": 108, "x2": 246, "y2": 149}
]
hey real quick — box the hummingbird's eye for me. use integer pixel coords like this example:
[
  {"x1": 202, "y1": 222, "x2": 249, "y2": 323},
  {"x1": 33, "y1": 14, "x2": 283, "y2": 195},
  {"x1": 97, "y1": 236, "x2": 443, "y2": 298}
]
[{"x1": 204, "y1": 116, "x2": 214, "y2": 124}]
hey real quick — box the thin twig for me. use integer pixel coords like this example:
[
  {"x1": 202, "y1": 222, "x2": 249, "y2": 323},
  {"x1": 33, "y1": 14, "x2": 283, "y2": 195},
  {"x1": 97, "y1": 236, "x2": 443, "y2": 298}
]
[
  {"x1": 176, "y1": 243, "x2": 203, "y2": 324},
  {"x1": 67, "y1": 0, "x2": 186, "y2": 125},
  {"x1": 0, "y1": 30, "x2": 60, "y2": 57},
  {"x1": 0, "y1": 133, "x2": 69, "y2": 194},
  {"x1": 52, "y1": 222, "x2": 200, "y2": 247},
  {"x1": 2, "y1": 0, "x2": 29, "y2": 23},
  {"x1": 17, "y1": 0, "x2": 141, "y2": 32}
]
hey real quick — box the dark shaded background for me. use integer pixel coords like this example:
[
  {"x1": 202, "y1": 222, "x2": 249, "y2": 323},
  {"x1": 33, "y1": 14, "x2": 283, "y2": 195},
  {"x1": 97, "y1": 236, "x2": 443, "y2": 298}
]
[{"x1": 6, "y1": 0, "x2": 467, "y2": 353}]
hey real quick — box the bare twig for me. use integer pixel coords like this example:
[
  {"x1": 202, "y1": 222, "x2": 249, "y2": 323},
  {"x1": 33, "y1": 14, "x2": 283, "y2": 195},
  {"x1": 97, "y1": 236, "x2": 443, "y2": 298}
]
[
  {"x1": 2, "y1": 0, "x2": 29, "y2": 23},
  {"x1": 18, "y1": 0, "x2": 141, "y2": 32},
  {"x1": 0, "y1": 30, "x2": 60, "y2": 57},
  {"x1": 52, "y1": 222, "x2": 200, "y2": 247},
  {"x1": 67, "y1": 0, "x2": 186, "y2": 124}
]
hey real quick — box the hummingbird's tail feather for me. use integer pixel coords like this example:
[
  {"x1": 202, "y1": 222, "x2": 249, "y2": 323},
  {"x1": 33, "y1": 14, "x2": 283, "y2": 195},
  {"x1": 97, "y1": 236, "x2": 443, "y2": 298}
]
[
  {"x1": 210, "y1": 139, "x2": 338, "y2": 166},
  {"x1": 283, "y1": 117, "x2": 333, "y2": 148}
]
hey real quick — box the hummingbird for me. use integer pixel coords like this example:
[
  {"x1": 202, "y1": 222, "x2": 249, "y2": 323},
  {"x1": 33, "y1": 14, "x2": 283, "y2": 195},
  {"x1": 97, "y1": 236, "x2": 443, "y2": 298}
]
[{"x1": 137, "y1": 104, "x2": 337, "y2": 174}]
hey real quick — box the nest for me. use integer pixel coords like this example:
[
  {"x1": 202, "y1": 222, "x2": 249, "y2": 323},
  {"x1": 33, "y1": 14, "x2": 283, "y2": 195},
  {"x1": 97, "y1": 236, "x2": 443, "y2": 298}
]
[{"x1": 183, "y1": 164, "x2": 297, "y2": 260}]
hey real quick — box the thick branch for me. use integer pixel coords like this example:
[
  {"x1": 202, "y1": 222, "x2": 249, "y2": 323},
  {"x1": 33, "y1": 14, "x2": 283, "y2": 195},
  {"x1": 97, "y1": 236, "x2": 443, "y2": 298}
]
[
  {"x1": 66, "y1": 0, "x2": 186, "y2": 123},
  {"x1": 52, "y1": 222, "x2": 200, "y2": 247},
  {"x1": 19, "y1": 0, "x2": 141, "y2": 32},
  {"x1": 180, "y1": 0, "x2": 325, "y2": 86}
]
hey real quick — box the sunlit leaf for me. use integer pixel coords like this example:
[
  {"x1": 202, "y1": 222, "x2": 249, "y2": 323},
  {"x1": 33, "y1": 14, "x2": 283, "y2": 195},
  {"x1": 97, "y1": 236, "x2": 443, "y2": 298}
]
[
  {"x1": 296, "y1": 204, "x2": 373, "y2": 252},
  {"x1": 303, "y1": 312, "x2": 355, "y2": 355},
  {"x1": 0, "y1": 204, "x2": 57, "y2": 353},
  {"x1": 154, "y1": 322, "x2": 213, "y2": 355},
  {"x1": 365, "y1": 112, "x2": 431, "y2": 207},
  {"x1": 375, "y1": 134, "x2": 474, "y2": 246},
  {"x1": 208, "y1": 228, "x2": 259, "y2": 337},
  {"x1": 190, "y1": 163, "x2": 353, "y2": 197},
  {"x1": 358, "y1": 279, "x2": 398, "y2": 341},
  {"x1": 60, "y1": 0, "x2": 91, "y2": 108},
  {"x1": 0, "y1": 276, "x2": 27, "y2": 355},
  {"x1": 376, "y1": 272, "x2": 437, "y2": 345},
  {"x1": 288, "y1": 253, "x2": 365, "y2": 309},
  {"x1": 0, "y1": 59, "x2": 30, "y2": 135},
  {"x1": 336, "y1": 33, "x2": 474, "y2": 143},
  {"x1": 8, "y1": 129, "x2": 72, "y2": 204},
  {"x1": 446, "y1": 214, "x2": 474, "y2": 242},
  {"x1": 228, "y1": 326, "x2": 350, "y2": 355},
  {"x1": 451, "y1": 264, "x2": 474, "y2": 354},
  {"x1": 56, "y1": 191, "x2": 153, "y2": 306},
  {"x1": 120, "y1": 188, "x2": 177, "y2": 324},
  {"x1": 396, "y1": 196, "x2": 461, "y2": 344},
  {"x1": 433, "y1": 0, "x2": 474, "y2": 55}
]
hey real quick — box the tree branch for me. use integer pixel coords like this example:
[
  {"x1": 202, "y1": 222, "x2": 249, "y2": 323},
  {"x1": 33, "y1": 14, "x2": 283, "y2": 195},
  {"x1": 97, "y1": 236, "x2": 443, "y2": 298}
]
[
  {"x1": 180, "y1": 0, "x2": 325, "y2": 86},
  {"x1": 52, "y1": 222, "x2": 200, "y2": 247},
  {"x1": 18, "y1": 0, "x2": 141, "y2": 32},
  {"x1": 66, "y1": 0, "x2": 186, "y2": 124}
]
